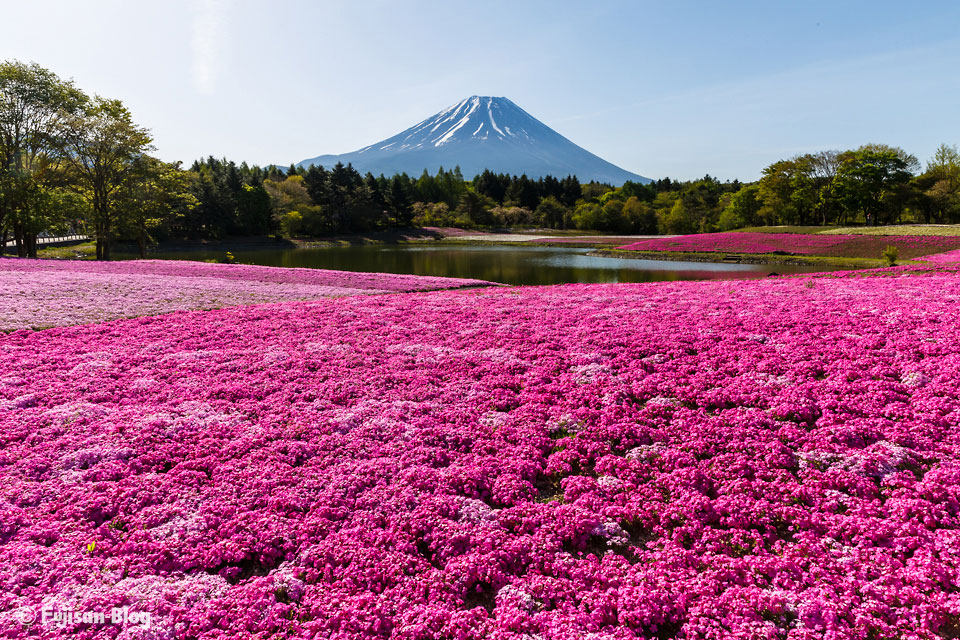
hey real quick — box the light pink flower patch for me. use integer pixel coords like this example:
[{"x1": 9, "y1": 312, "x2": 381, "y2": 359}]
[{"x1": 0, "y1": 258, "x2": 490, "y2": 330}]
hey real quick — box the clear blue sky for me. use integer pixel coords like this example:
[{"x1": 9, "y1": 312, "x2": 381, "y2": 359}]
[{"x1": 2, "y1": 0, "x2": 958, "y2": 181}]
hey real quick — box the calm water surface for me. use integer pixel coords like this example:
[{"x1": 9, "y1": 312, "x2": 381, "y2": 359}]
[{"x1": 127, "y1": 244, "x2": 839, "y2": 286}]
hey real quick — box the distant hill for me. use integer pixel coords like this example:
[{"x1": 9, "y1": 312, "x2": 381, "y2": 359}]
[{"x1": 297, "y1": 96, "x2": 649, "y2": 185}]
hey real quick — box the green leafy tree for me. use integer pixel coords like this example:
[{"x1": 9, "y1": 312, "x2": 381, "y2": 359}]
[
  {"x1": 120, "y1": 157, "x2": 196, "y2": 258},
  {"x1": 659, "y1": 198, "x2": 701, "y2": 235},
  {"x1": 601, "y1": 198, "x2": 627, "y2": 232},
  {"x1": 236, "y1": 183, "x2": 272, "y2": 235},
  {"x1": 570, "y1": 202, "x2": 602, "y2": 230},
  {"x1": 718, "y1": 184, "x2": 762, "y2": 230},
  {"x1": 388, "y1": 175, "x2": 413, "y2": 226},
  {"x1": 758, "y1": 157, "x2": 817, "y2": 226},
  {"x1": 919, "y1": 143, "x2": 960, "y2": 223},
  {"x1": 62, "y1": 97, "x2": 154, "y2": 259},
  {"x1": 622, "y1": 196, "x2": 658, "y2": 234},
  {"x1": 264, "y1": 174, "x2": 314, "y2": 236},
  {"x1": 490, "y1": 205, "x2": 535, "y2": 227},
  {"x1": 834, "y1": 144, "x2": 918, "y2": 225},
  {"x1": 0, "y1": 60, "x2": 87, "y2": 256},
  {"x1": 457, "y1": 189, "x2": 494, "y2": 226},
  {"x1": 19, "y1": 184, "x2": 89, "y2": 253},
  {"x1": 535, "y1": 196, "x2": 568, "y2": 229}
]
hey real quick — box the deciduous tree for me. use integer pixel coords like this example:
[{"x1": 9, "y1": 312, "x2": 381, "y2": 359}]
[{"x1": 62, "y1": 97, "x2": 154, "y2": 259}]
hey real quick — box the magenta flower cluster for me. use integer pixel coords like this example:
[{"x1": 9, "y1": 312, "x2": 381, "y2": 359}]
[
  {"x1": 2, "y1": 266, "x2": 960, "y2": 638},
  {"x1": 0, "y1": 259, "x2": 489, "y2": 330},
  {"x1": 617, "y1": 232, "x2": 960, "y2": 257}
]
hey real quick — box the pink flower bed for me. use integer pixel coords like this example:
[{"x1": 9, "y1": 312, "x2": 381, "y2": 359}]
[
  {"x1": 0, "y1": 259, "x2": 490, "y2": 330},
  {"x1": 618, "y1": 232, "x2": 843, "y2": 254},
  {"x1": 618, "y1": 232, "x2": 960, "y2": 258},
  {"x1": 2, "y1": 269, "x2": 960, "y2": 638},
  {"x1": 919, "y1": 248, "x2": 960, "y2": 263}
]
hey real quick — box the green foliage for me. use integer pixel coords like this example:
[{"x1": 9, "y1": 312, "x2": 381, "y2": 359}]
[
  {"x1": 236, "y1": 184, "x2": 272, "y2": 235},
  {"x1": 120, "y1": 157, "x2": 195, "y2": 257},
  {"x1": 490, "y1": 205, "x2": 535, "y2": 227},
  {"x1": 882, "y1": 245, "x2": 899, "y2": 266},
  {"x1": 0, "y1": 59, "x2": 88, "y2": 256},
  {"x1": 659, "y1": 198, "x2": 700, "y2": 235},
  {"x1": 411, "y1": 201, "x2": 473, "y2": 228},
  {"x1": 570, "y1": 202, "x2": 603, "y2": 230},
  {"x1": 280, "y1": 210, "x2": 304, "y2": 237},
  {"x1": 758, "y1": 157, "x2": 817, "y2": 226},
  {"x1": 833, "y1": 145, "x2": 918, "y2": 226},
  {"x1": 719, "y1": 184, "x2": 763, "y2": 230},
  {"x1": 913, "y1": 143, "x2": 960, "y2": 224},
  {"x1": 535, "y1": 196, "x2": 567, "y2": 229},
  {"x1": 457, "y1": 189, "x2": 494, "y2": 225},
  {"x1": 622, "y1": 196, "x2": 658, "y2": 234},
  {"x1": 61, "y1": 96, "x2": 155, "y2": 259}
]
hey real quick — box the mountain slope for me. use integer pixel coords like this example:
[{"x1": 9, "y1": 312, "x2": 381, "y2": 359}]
[{"x1": 297, "y1": 96, "x2": 649, "y2": 185}]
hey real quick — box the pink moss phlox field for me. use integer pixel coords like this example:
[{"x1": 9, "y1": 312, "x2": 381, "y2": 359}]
[
  {"x1": 617, "y1": 232, "x2": 960, "y2": 257},
  {"x1": 0, "y1": 259, "x2": 490, "y2": 330},
  {"x1": 3, "y1": 271, "x2": 960, "y2": 638},
  {"x1": 919, "y1": 248, "x2": 960, "y2": 264}
]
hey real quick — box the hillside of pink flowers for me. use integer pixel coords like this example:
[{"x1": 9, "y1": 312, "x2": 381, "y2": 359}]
[
  {"x1": 2, "y1": 265, "x2": 959, "y2": 638},
  {"x1": 0, "y1": 259, "x2": 489, "y2": 330},
  {"x1": 617, "y1": 232, "x2": 960, "y2": 258}
]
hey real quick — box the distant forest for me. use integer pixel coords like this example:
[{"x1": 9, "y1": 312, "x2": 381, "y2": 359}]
[
  {"x1": 174, "y1": 141, "x2": 960, "y2": 240},
  {"x1": 3, "y1": 60, "x2": 960, "y2": 260}
]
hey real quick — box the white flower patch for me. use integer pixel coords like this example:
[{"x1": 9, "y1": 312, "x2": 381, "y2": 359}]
[
  {"x1": 496, "y1": 584, "x2": 538, "y2": 612},
  {"x1": 902, "y1": 371, "x2": 931, "y2": 388},
  {"x1": 547, "y1": 414, "x2": 583, "y2": 436},
  {"x1": 479, "y1": 411, "x2": 505, "y2": 429},
  {"x1": 597, "y1": 475, "x2": 623, "y2": 490},
  {"x1": 645, "y1": 396, "x2": 681, "y2": 408},
  {"x1": 45, "y1": 401, "x2": 110, "y2": 425},
  {"x1": 626, "y1": 444, "x2": 665, "y2": 460},
  {"x1": 457, "y1": 498, "x2": 499, "y2": 524},
  {"x1": 571, "y1": 363, "x2": 613, "y2": 384},
  {"x1": 59, "y1": 446, "x2": 134, "y2": 472},
  {"x1": 590, "y1": 520, "x2": 629, "y2": 546},
  {"x1": 272, "y1": 563, "x2": 306, "y2": 602}
]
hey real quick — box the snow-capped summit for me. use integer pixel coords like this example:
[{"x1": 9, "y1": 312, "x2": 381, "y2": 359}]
[
  {"x1": 297, "y1": 96, "x2": 649, "y2": 185},
  {"x1": 359, "y1": 96, "x2": 537, "y2": 151}
]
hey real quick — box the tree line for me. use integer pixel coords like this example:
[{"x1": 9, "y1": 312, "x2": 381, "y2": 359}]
[
  {"x1": 185, "y1": 142, "x2": 960, "y2": 239},
  {"x1": 720, "y1": 144, "x2": 960, "y2": 230},
  {"x1": 4, "y1": 60, "x2": 960, "y2": 261}
]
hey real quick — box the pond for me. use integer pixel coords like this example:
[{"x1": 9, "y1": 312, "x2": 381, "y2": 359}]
[{"x1": 124, "y1": 244, "x2": 839, "y2": 286}]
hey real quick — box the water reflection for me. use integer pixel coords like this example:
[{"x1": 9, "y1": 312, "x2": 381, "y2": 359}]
[{"x1": 123, "y1": 244, "x2": 837, "y2": 286}]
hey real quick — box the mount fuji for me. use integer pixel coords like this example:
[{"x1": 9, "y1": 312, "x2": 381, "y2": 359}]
[{"x1": 296, "y1": 96, "x2": 649, "y2": 185}]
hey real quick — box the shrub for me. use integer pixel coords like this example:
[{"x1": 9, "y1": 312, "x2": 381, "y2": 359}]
[{"x1": 882, "y1": 245, "x2": 899, "y2": 266}]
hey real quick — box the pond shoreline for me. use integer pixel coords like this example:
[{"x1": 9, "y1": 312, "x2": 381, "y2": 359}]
[{"x1": 36, "y1": 235, "x2": 898, "y2": 280}]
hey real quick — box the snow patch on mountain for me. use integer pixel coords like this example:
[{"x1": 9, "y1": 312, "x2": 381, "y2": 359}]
[{"x1": 297, "y1": 96, "x2": 649, "y2": 185}]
